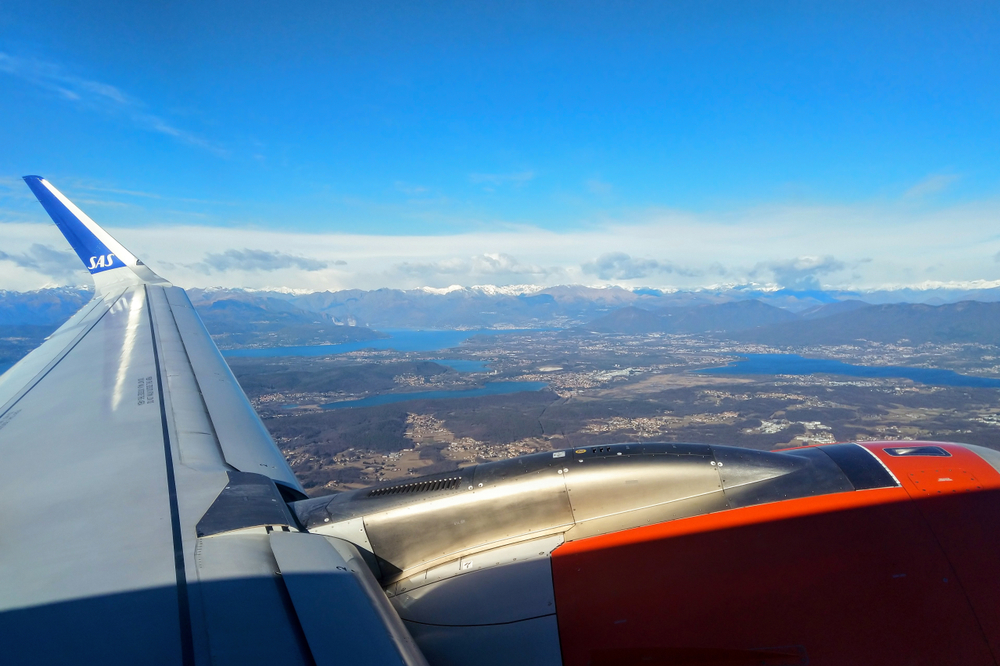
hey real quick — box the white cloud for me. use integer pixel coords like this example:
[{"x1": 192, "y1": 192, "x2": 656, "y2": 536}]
[
  {"x1": 190, "y1": 249, "x2": 331, "y2": 274},
  {"x1": 0, "y1": 53, "x2": 225, "y2": 156},
  {"x1": 904, "y1": 173, "x2": 960, "y2": 199},
  {"x1": 4, "y1": 196, "x2": 1000, "y2": 293},
  {"x1": 751, "y1": 256, "x2": 847, "y2": 290},
  {"x1": 395, "y1": 253, "x2": 559, "y2": 286},
  {"x1": 0, "y1": 223, "x2": 95, "y2": 290},
  {"x1": 581, "y1": 253, "x2": 663, "y2": 280},
  {"x1": 0, "y1": 243, "x2": 88, "y2": 283},
  {"x1": 580, "y1": 252, "x2": 704, "y2": 281}
]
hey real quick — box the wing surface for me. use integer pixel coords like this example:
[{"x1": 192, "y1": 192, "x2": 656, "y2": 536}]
[{"x1": 0, "y1": 178, "x2": 425, "y2": 665}]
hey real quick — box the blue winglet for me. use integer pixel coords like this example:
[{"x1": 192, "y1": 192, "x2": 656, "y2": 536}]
[{"x1": 23, "y1": 176, "x2": 137, "y2": 274}]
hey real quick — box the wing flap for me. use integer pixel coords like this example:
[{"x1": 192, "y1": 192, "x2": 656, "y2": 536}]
[
  {"x1": 159, "y1": 287, "x2": 303, "y2": 493},
  {"x1": 269, "y1": 532, "x2": 429, "y2": 666},
  {"x1": 193, "y1": 533, "x2": 314, "y2": 666}
]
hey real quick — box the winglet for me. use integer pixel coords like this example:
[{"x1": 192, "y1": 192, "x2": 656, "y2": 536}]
[{"x1": 23, "y1": 176, "x2": 166, "y2": 289}]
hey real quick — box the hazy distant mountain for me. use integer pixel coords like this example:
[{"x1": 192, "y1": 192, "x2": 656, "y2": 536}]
[
  {"x1": 848, "y1": 286, "x2": 1000, "y2": 305},
  {"x1": 0, "y1": 288, "x2": 96, "y2": 369},
  {"x1": 733, "y1": 301, "x2": 1000, "y2": 346},
  {"x1": 0, "y1": 287, "x2": 381, "y2": 358},
  {"x1": 287, "y1": 285, "x2": 680, "y2": 329},
  {"x1": 185, "y1": 289, "x2": 382, "y2": 348},
  {"x1": 584, "y1": 300, "x2": 799, "y2": 335},
  {"x1": 798, "y1": 300, "x2": 872, "y2": 320},
  {"x1": 281, "y1": 283, "x2": 1000, "y2": 330},
  {"x1": 282, "y1": 284, "x2": 855, "y2": 329},
  {"x1": 6, "y1": 284, "x2": 1000, "y2": 341},
  {"x1": 0, "y1": 287, "x2": 92, "y2": 326},
  {"x1": 668, "y1": 300, "x2": 800, "y2": 333},
  {"x1": 584, "y1": 306, "x2": 666, "y2": 334},
  {"x1": 585, "y1": 299, "x2": 1000, "y2": 345}
]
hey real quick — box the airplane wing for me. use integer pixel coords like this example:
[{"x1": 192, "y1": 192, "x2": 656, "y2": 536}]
[{"x1": 0, "y1": 177, "x2": 427, "y2": 665}]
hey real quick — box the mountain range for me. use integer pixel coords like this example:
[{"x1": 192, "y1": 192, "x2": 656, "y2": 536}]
[
  {"x1": 584, "y1": 299, "x2": 1000, "y2": 346},
  {"x1": 732, "y1": 301, "x2": 1000, "y2": 346},
  {"x1": 0, "y1": 288, "x2": 93, "y2": 326},
  {"x1": 4, "y1": 285, "x2": 1000, "y2": 349}
]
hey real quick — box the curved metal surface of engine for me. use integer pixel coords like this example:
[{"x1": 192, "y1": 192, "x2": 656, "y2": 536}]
[{"x1": 292, "y1": 442, "x2": 886, "y2": 581}]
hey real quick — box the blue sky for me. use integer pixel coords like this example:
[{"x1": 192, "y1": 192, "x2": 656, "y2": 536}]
[{"x1": 1, "y1": 1, "x2": 999, "y2": 292}]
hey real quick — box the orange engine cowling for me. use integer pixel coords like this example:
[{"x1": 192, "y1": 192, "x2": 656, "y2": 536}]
[{"x1": 553, "y1": 441, "x2": 1000, "y2": 666}]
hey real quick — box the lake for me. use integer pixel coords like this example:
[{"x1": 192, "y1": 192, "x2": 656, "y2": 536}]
[
  {"x1": 309, "y1": 380, "x2": 549, "y2": 410},
  {"x1": 700, "y1": 353, "x2": 1000, "y2": 388},
  {"x1": 222, "y1": 328, "x2": 539, "y2": 359}
]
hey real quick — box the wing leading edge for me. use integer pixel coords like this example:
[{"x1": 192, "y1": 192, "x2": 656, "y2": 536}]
[{"x1": 0, "y1": 178, "x2": 426, "y2": 665}]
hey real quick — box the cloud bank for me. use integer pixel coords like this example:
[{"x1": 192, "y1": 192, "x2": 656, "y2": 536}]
[
  {"x1": 752, "y1": 256, "x2": 847, "y2": 290},
  {"x1": 580, "y1": 253, "x2": 705, "y2": 280},
  {"x1": 582, "y1": 253, "x2": 662, "y2": 280},
  {"x1": 396, "y1": 253, "x2": 558, "y2": 282},
  {"x1": 191, "y1": 249, "x2": 333, "y2": 274},
  {"x1": 3, "y1": 194, "x2": 1000, "y2": 293},
  {"x1": 0, "y1": 244, "x2": 87, "y2": 283}
]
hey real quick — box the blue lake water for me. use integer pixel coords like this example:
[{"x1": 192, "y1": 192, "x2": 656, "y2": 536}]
[
  {"x1": 313, "y1": 381, "x2": 549, "y2": 410},
  {"x1": 222, "y1": 328, "x2": 539, "y2": 359},
  {"x1": 0, "y1": 362, "x2": 11, "y2": 376},
  {"x1": 700, "y1": 353, "x2": 1000, "y2": 388}
]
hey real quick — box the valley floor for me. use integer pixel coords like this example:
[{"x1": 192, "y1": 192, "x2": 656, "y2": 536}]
[{"x1": 226, "y1": 331, "x2": 1000, "y2": 497}]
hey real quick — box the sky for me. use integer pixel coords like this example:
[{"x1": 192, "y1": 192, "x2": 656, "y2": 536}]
[{"x1": 1, "y1": 1, "x2": 999, "y2": 293}]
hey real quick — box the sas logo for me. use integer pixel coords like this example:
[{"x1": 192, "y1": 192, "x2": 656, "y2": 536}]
[{"x1": 88, "y1": 253, "x2": 116, "y2": 270}]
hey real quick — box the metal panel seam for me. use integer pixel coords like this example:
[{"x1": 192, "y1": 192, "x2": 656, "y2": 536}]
[
  {"x1": 145, "y1": 284, "x2": 197, "y2": 666},
  {"x1": 165, "y1": 288, "x2": 302, "y2": 492},
  {"x1": 152, "y1": 286, "x2": 228, "y2": 466},
  {"x1": 571, "y1": 487, "x2": 725, "y2": 526},
  {"x1": 906, "y1": 498, "x2": 997, "y2": 663},
  {"x1": 401, "y1": 612, "x2": 557, "y2": 628},
  {"x1": 857, "y1": 443, "x2": 902, "y2": 485}
]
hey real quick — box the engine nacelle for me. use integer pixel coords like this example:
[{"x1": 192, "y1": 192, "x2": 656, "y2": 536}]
[{"x1": 291, "y1": 441, "x2": 908, "y2": 665}]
